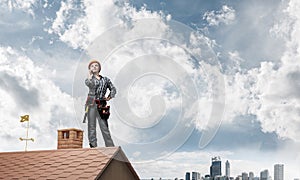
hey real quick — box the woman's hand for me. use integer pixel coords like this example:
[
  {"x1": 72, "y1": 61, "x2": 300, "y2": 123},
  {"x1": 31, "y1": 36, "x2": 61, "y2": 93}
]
[
  {"x1": 105, "y1": 97, "x2": 112, "y2": 101},
  {"x1": 88, "y1": 69, "x2": 93, "y2": 79}
]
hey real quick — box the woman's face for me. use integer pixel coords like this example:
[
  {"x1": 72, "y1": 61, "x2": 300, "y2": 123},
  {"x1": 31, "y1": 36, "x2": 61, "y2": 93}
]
[{"x1": 90, "y1": 62, "x2": 100, "y2": 73}]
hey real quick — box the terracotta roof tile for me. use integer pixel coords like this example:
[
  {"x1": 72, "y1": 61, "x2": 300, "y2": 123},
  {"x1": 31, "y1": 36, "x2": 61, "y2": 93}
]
[{"x1": 0, "y1": 147, "x2": 123, "y2": 179}]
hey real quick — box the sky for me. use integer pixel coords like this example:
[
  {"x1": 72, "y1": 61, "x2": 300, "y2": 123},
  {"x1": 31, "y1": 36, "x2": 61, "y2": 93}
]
[{"x1": 0, "y1": 0, "x2": 300, "y2": 179}]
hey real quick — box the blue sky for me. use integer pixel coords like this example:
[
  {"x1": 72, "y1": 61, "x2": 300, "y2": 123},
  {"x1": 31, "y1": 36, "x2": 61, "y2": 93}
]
[{"x1": 1, "y1": 0, "x2": 300, "y2": 179}]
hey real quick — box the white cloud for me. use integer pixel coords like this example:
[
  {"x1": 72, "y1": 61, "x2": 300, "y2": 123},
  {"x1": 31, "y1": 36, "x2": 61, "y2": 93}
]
[
  {"x1": 49, "y1": 0, "x2": 74, "y2": 35},
  {"x1": 48, "y1": 1, "x2": 168, "y2": 50},
  {"x1": 248, "y1": 61, "x2": 300, "y2": 141},
  {"x1": 203, "y1": 5, "x2": 236, "y2": 26},
  {"x1": 197, "y1": 0, "x2": 300, "y2": 143},
  {"x1": 0, "y1": 0, "x2": 37, "y2": 16},
  {"x1": 219, "y1": 55, "x2": 300, "y2": 142},
  {"x1": 0, "y1": 46, "x2": 77, "y2": 152},
  {"x1": 235, "y1": 0, "x2": 300, "y2": 142},
  {"x1": 227, "y1": 51, "x2": 244, "y2": 73}
]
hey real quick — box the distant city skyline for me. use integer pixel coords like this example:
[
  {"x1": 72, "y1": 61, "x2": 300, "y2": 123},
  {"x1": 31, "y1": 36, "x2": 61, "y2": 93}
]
[{"x1": 181, "y1": 157, "x2": 297, "y2": 180}]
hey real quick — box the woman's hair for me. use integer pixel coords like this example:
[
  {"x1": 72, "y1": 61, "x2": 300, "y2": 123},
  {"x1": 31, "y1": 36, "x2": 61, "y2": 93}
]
[{"x1": 88, "y1": 60, "x2": 101, "y2": 71}]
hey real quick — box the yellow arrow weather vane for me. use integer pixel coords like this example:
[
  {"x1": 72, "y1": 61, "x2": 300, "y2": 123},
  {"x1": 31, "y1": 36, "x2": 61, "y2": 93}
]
[
  {"x1": 20, "y1": 115, "x2": 29, "y2": 122},
  {"x1": 19, "y1": 115, "x2": 34, "y2": 151}
]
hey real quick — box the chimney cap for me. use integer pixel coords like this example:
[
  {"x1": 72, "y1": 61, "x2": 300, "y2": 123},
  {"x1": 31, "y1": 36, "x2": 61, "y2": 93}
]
[{"x1": 57, "y1": 128, "x2": 83, "y2": 132}]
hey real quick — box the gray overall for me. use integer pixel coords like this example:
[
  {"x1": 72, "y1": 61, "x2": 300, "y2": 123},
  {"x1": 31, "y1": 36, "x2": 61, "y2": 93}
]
[{"x1": 84, "y1": 76, "x2": 116, "y2": 147}]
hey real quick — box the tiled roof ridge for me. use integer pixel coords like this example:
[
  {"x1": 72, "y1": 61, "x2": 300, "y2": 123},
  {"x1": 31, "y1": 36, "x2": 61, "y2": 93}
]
[
  {"x1": 117, "y1": 147, "x2": 140, "y2": 179},
  {"x1": 95, "y1": 146, "x2": 121, "y2": 177},
  {"x1": 111, "y1": 146, "x2": 121, "y2": 160},
  {"x1": 0, "y1": 146, "x2": 119, "y2": 154},
  {"x1": 95, "y1": 146, "x2": 140, "y2": 179}
]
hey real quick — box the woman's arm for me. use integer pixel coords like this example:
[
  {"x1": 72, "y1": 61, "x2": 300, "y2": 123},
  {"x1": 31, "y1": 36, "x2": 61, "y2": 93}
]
[
  {"x1": 106, "y1": 78, "x2": 117, "y2": 99},
  {"x1": 85, "y1": 69, "x2": 95, "y2": 88}
]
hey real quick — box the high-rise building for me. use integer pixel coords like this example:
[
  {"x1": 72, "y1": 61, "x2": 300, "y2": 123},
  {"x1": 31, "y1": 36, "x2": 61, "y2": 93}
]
[
  {"x1": 210, "y1": 156, "x2": 222, "y2": 178},
  {"x1": 274, "y1": 164, "x2": 284, "y2": 180},
  {"x1": 226, "y1": 160, "x2": 230, "y2": 177},
  {"x1": 242, "y1": 172, "x2": 248, "y2": 180},
  {"x1": 186, "y1": 172, "x2": 191, "y2": 180},
  {"x1": 261, "y1": 169, "x2": 269, "y2": 180},
  {"x1": 249, "y1": 172, "x2": 254, "y2": 180},
  {"x1": 192, "y1": 172, "x2": 201, "y2": 180}
]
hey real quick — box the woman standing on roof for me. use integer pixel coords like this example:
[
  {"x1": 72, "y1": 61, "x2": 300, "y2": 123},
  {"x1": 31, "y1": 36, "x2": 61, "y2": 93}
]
[{"x1": 84, "y1": 60, "x2": 116, "y2": 147}]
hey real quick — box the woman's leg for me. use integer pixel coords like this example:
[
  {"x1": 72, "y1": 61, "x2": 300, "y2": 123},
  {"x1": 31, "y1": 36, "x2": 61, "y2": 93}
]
[
  {"x1": 98, "y1": 117, "x2": 115, "y2": 147},
  {"x1": 87, "y1": 105, "x2": 98, "y2": 147}
]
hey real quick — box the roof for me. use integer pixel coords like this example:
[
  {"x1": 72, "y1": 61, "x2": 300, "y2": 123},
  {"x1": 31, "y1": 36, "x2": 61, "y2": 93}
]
[{"x1": 0, "y1": 146, "x2": 138, "y2": 179}]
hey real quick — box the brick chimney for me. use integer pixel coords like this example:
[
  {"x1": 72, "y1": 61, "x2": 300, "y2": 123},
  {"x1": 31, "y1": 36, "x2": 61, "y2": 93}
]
[{"x1": 57, "y1": 128, "x2": 83, "y2": 149}]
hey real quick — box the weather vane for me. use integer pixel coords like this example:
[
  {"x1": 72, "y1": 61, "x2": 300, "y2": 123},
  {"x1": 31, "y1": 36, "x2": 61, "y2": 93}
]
[{"x1": 19, "y1": 115, "x2": 34, "y2": 151}]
